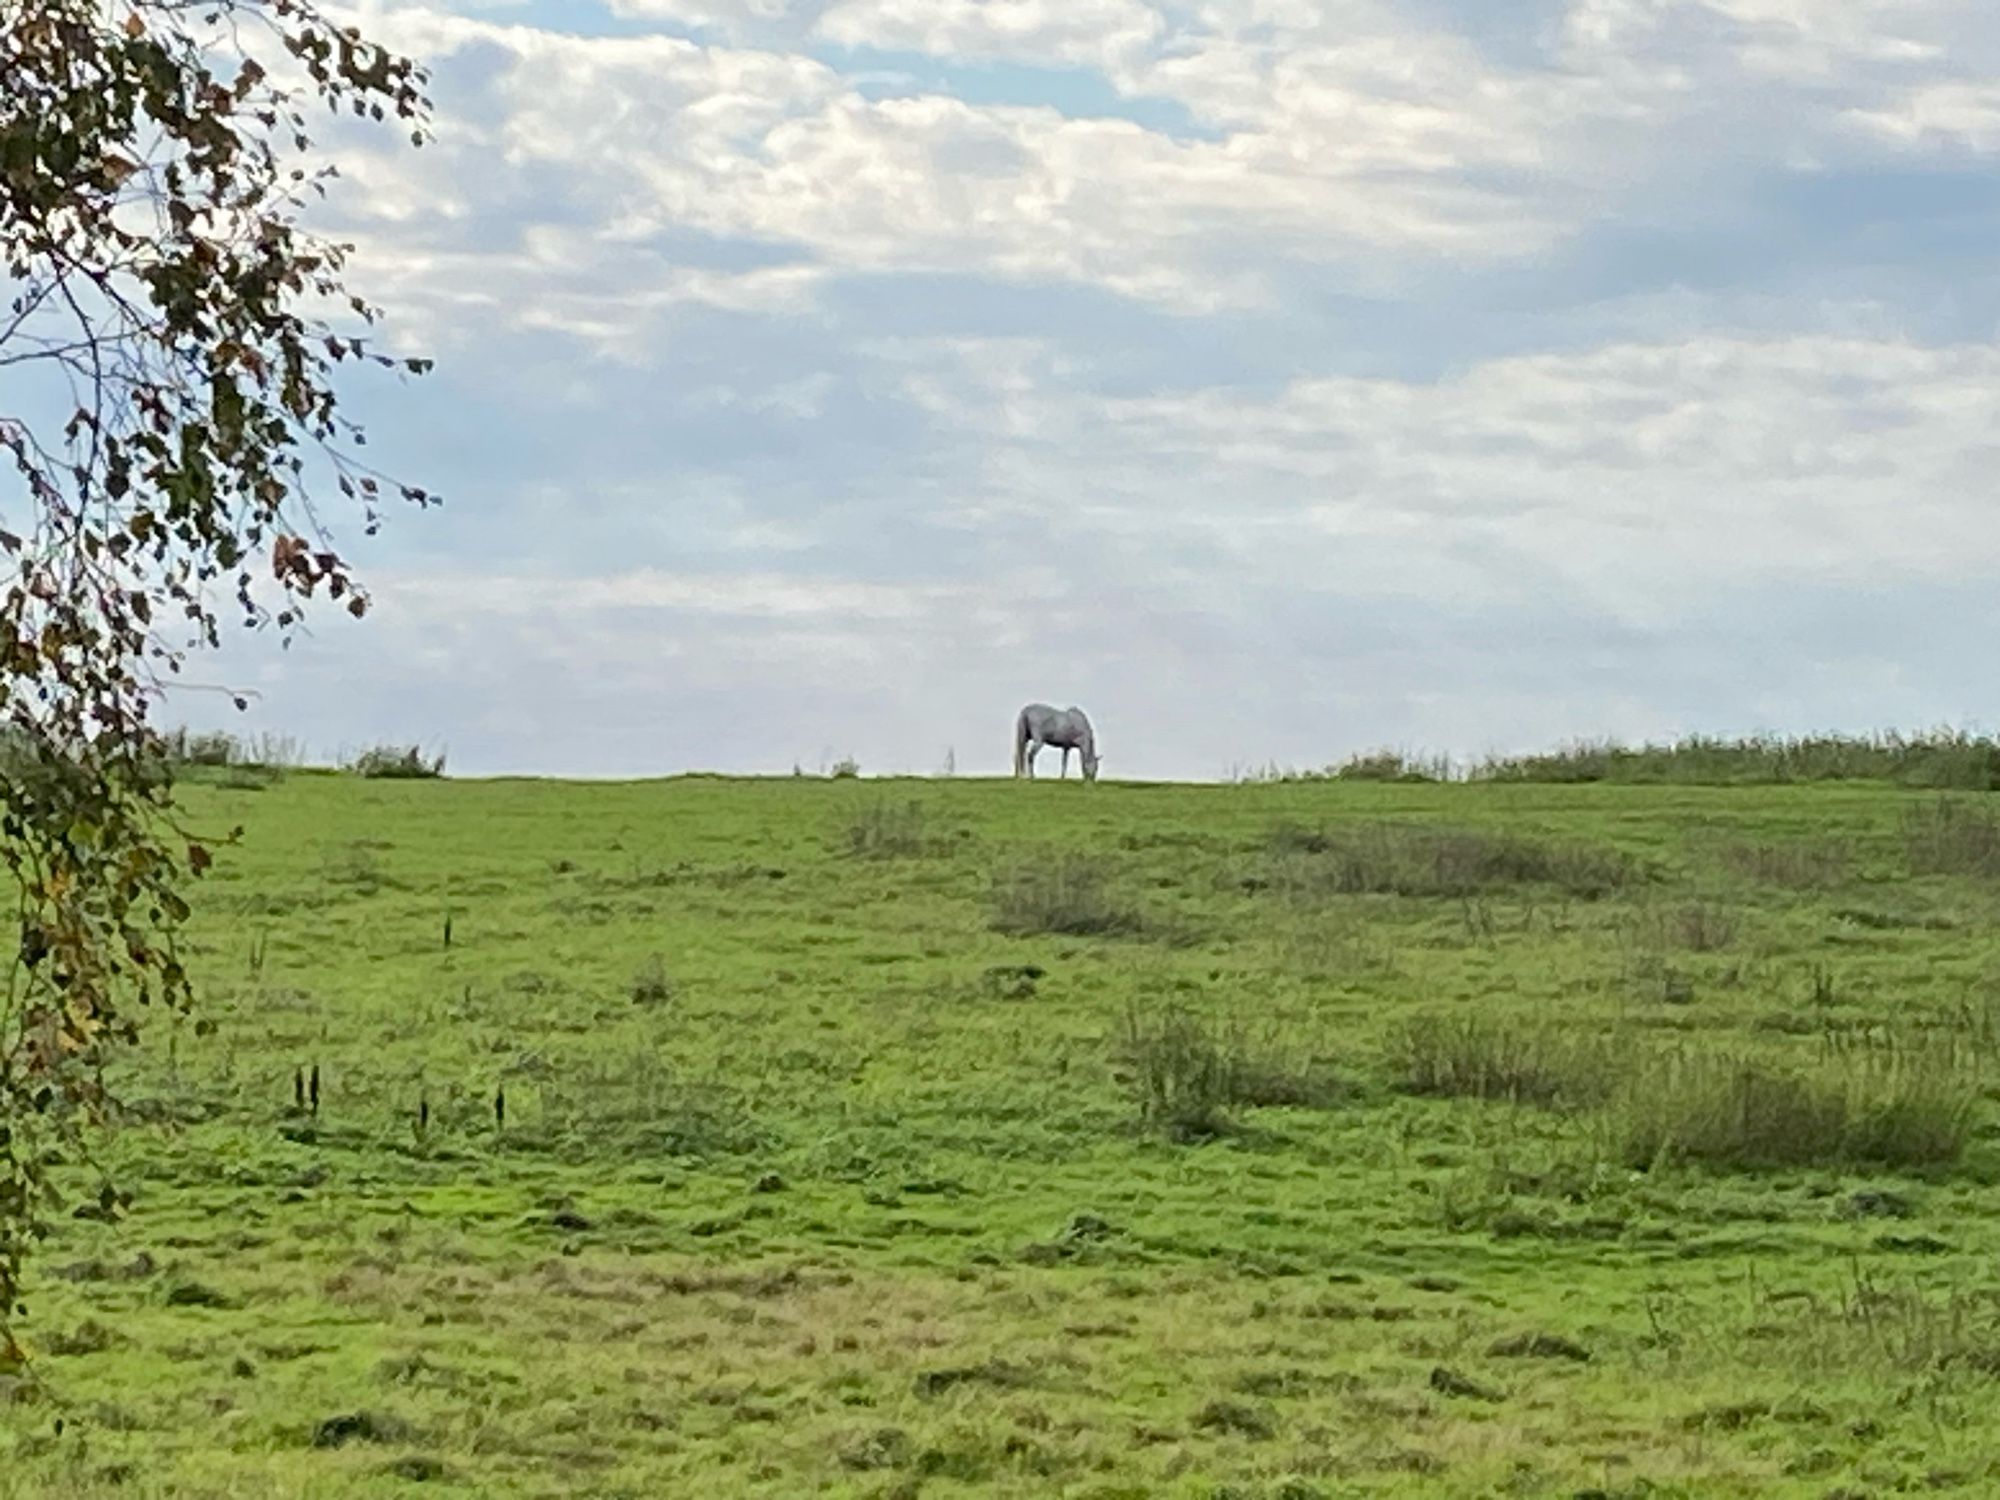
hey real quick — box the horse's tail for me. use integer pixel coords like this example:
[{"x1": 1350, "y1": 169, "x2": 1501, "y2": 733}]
[{"x1": 1012, "y1": 709, "x2": 1028, "y2": 777}]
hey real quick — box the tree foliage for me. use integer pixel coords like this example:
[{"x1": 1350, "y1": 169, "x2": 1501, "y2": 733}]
[{"x1": 0, "y1": 0, "x2": 434, "y2": 1357}]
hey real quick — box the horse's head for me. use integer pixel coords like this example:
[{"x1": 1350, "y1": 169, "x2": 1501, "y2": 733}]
[{"x1": 1082, "y1": 749, "x2": 1101, "y2": 782}]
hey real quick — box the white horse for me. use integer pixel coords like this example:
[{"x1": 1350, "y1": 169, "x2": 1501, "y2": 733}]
[{"x1": 1014, "y1": 703, "x2": 1099, "y2": 781}]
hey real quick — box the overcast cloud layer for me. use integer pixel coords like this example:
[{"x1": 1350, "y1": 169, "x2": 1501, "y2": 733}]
[{"x1": 174, "y1": 0, "x2": 2000, "y2": 777}]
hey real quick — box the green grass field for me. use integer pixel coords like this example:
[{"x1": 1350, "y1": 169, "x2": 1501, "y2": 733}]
[{"x1": 10, "y1": 770, "x2": 2000, "y2": 1497}]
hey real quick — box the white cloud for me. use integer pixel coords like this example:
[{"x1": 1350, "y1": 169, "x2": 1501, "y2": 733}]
[
  {"x1": 331, "y1": 229, "x2": 824, "y2": 357},
  {"x1": 1559, "y1": 0, "x2": 1948, "y2": 73},
  {"x1": 815, "y1": 0, "x2": 1164, "y2": 69},
  {"x1": 865, "y1": 331, "x2": 2000, "y2": 624},
  {"x1": 318, "y1": 2, "x2": 1601, "y2": 333},
  {"x1": 388, "y1": 567, "x2": 941, "y2": 619},
  {"x1": 325, "y1": 0, "x2": 2000, "y2": 344},
  {"x1": 1553, "y1": 0, "x2": 2000, "y2": 152},
  {"x1": 609, "y1": 0, "x2": 804, "y2": 30},
  {"x1": 1846, "y1": 81, "x2": 2000, "y2": 151}
]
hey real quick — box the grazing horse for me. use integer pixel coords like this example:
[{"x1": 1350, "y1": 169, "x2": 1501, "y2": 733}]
[{"x1": 1014, "y1": 703, "x2": 1099, "y2": 781}]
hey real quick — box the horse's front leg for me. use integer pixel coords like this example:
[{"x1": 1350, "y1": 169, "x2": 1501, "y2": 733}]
[{"x1": 1061, "y1": 746, "x2": 1071, "y2": 778}]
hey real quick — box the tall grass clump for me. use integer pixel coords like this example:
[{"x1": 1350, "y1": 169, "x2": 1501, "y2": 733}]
[
  {"x1": 162, "y1": 728, "x2": 241, "y2": 766},
  {"x1": 629, "y1": 954, "x2": 674, "y2": 1007},
  {"x1": 1118, "y1": 1005, "x2": 1342, "y2": 1140},
  {"x1": 348, "y1": 744, "x2": 445, "y2": 779},
  {"x1": 1762, "y1": 1273, "x2": 2000, "y2": 1381},
  {"x1": 1230, "y1": 750, "x2": 1453, "y2": 784},
  {"x1": 843, "y1": 798, "x2": 935, "y2": 859},
  {"x1": 1478, "y1": 730, "x2": 2000, "y2": 789},
  {"x1": 1268, "y1": 821, "x2": 1633, "y2": 900},
  {"x1": 1717, "y1": 837, "x2": 1852, "y2": 889},
  {"x1": 1623, "y1": 900, "x2": 1738, "y2": 954},
  {"x1": 991, "y1": 852, "x2": 1143, "y2": 937},
  {"x1": 1388, "y1": 1012, "x2": 1621, "y2": 1107},
  {"x1": 1610, "y1": 1046, "x2": 1978, "y2": 1171},
  {"x1": 1278, "y1": 909, "x2": 1386, "y2": 978},
  {"x1": 1333, "y1": 749, "x2": 1452, "y2": 782},
  {"x1": 160, "y1": 728, "x2": 308, "y2": 771},
  {"x1": 1903, "y1": 796, "x2": 2000, "y2": 878}
]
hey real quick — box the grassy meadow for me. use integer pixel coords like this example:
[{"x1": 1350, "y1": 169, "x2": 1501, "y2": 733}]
[{"x1": 10, "y1": 765, "x2": 2000, "y2": 1496}]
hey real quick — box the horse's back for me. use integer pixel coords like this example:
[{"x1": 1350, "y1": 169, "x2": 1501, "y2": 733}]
[
  {"x1": 1056, "y1": 711, "x2": 1089, "y2": 742},
  {"x1": 1018, "y1": 703, "x2": 1092, "y2": 746}
]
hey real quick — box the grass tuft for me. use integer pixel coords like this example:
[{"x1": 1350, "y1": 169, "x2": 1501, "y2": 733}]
[
  {"x1": 843, "y1": 798, "x2": 937, "y2": 859},
  {"x1": 1903, "y1": 796, "x2": 2000, "y2": 878},
  {"x1": 1267, "y1": 821, "x2": 1633, "y2": 900},
  {"x1": 629, "y1": 954, "x2": 673, "y2": 1007},
  {"x1": 1609, "y1": 1045, "x2": 1978, "y2": 1171},
  {"x1": 348, "y1": 744, "x2": 445, "y2": 779},
  {"x1": 1387, "y1": 1012, "x2": 1621, "y2": 1107},
  {"x1": 1478, "y1": 729, "x2": 2000, "y2": 788},
  {"x1": 1117, "y1": 1005, "x2": 1342, "y2": 1140},
  {"x1": 1717, "y1": 837, "x2": 1852, "y2": 888},
  {"x1": 991, "y1": 852, "x2": 1143, "y2": 937},
  {"x1": 161, "y1": 727, "x2": 307, "y2": 770},
  {"x1": 1232, "y1": 750, "x2": 1452, "y2": 783}
]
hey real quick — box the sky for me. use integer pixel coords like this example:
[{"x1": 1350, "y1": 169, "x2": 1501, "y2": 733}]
[{"x1": 169, "y1": 0, "x2": 2000, "y2": 778}]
